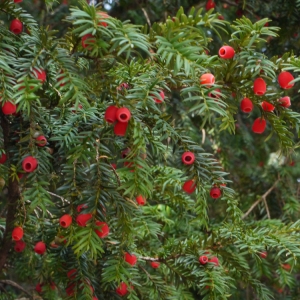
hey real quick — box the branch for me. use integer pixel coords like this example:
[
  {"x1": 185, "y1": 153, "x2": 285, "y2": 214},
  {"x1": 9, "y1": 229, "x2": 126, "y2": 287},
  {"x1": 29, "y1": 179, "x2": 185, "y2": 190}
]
[
  {"x1": 0, "y1": 115, "x2": 21, "y2": 272},
  {"x1": 0, "y1": 280, "x2": 32, "y2": 298},
  {"x1": 141, "y1": 7, "x2": 151, "y2": 27},
  {"x1": 242, "y1": 178, "x2": 280, "y2": 220}
]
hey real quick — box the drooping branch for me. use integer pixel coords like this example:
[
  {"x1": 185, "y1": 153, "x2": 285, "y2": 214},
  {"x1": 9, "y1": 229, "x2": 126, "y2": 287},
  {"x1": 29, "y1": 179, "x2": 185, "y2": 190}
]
[
  {"x1": 0, "y1": 280, "x2": 32, "y2": 298},
  {"x1": 0, "y1": 115, "x2": 21, "y2": 272}
]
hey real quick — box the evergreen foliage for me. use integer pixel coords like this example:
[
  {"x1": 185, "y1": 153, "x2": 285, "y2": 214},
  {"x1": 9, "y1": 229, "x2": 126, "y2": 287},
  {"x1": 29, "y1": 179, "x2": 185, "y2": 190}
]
[{"x1": 0, "y1": 0, "x2": 300, "y2": 299}]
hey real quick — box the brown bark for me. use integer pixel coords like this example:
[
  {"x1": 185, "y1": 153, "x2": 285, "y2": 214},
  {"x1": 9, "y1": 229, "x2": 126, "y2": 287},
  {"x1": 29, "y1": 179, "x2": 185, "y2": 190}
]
[{"x1": 0, "y1": 114, "x2": 20, "y2": 272}]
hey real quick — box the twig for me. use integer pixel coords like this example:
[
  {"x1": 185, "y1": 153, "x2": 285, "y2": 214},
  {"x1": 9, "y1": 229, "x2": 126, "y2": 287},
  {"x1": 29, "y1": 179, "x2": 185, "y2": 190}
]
[
  {"x1": 262, "y1": 196, "x2": 270, "y2": 219},
  {"x1": 242, "y1": 178, "x2": 280, "y2": 219},
  {"x1": 201, "y1": 129, "x2": 206, "y2": 144},
  {"x1": 141, "y1": 7, "x2": 151, "y2": 27},
  {"x1": 47, "y1": 191, "x2": 69, "y2": 203},
  {"x1": 222, "y1": 0, "x2": 239, "y2": 7},
  {"x1": 0, "y1": 280, "x2": 32, "y2": 298},
  {"x1": 139, "y1": 256, "x2": 159, "y2": 262}
]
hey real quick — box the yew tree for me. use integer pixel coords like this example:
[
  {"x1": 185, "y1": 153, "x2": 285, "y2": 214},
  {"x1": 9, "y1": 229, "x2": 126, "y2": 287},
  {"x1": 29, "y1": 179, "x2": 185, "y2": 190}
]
[{"x1": 1, "y1": 0, "x2": 300, "y2": 299}]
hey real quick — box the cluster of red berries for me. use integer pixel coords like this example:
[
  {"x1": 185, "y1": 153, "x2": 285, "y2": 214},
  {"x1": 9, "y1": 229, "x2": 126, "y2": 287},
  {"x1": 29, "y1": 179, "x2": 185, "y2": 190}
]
[
  {"x1": 198, "y1": 254, "x2": 219, "y2": 266},
  {"x1": 181, "y1": 151, "x2": 223, "y2": 198},
  {"x1": 104, "y1": 105, "x2": 131, "y2": 136}
]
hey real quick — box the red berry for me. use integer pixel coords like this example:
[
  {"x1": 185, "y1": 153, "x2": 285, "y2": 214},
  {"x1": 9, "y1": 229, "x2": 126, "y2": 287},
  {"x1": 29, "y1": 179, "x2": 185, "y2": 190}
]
[
  {"x1": 240, "y1": 98, "x2": 253, "y2": 113},
  {"x1": 182, "y1": 180, "x2": 196, "y2": 194},
  {"x1": 77, "y1": 204, "x2": 88, "y2": 213},
  {"x1": 0, "y1": 153, "x2": 7, "y2": 164},
  {"x1": 10, "y1": 19, "x2": 23, "y2": 34},
  {"x1": 260, "y1": 251, "x2": 267, "y2": 259},
  {"x1": 278, "y1": 72, "x2": 294, "y2": 89},
  {"x1": 116, "y1": 282, "x2": 129, "y2": 296},
  {"x1": 14, "y1": 0, "x2": 22, "y2": 2},
  {"x1": 36, "y1": 135, "x2": 47, "y2": 147},
  {"x1": 35, "y1": 283, "x2": 43, "y2": 293},
  {"x1": 153, "y1": 90, "x2": 165, "y2": 103},
  {"x1": 199, "y1": 255, "x2": 208, "y2": 265},
  {"x1": 210, "y1": 187, "x2": 221, "y2": 199},
  {"x1": 252, "y1": 118, "x2": 266, "y2": 134},
  {"x1": 209, "y1": 256, "x2": 219, "y2": 266},
  {"x1": 22, "y1": 156, "x2": 38, "y2": 172},
  {"x1": 136, "y1": 195, "x2": 146, "y2": 206},
  {"x1": 278, "y1": 96, "x2": 291, "y2": 108},
  {"x1": 81, "y1": 34, "x2": 95, "y2": 49},
  {"x1": 34, "y1": 241, "x2": 46, "y2": 255},
  {"x1": 218, "y1": 46, "x2": 235, "y2": 59},
  {"x1": 33, "y1": 68, "x2": 47, "y2": 83},
  {"x1": 14, "y1": 240, "x2": 26, "y2": 252},
  {"x1": 208, "y1": 88, "x2": 221, "y2": 99},
  {"x1": 253, "y1": 78, "x2": 266, "y2": 95},
  {"x1": 124, "y1": 252, "x2": 137, "y2": 266},
  {"x1": 206, "y1": 0, "x2": 216, "y2": 10},
  {"x1": 150, "y1": 261, "x2": 160, "y2": 268},
  {"x1": 282, "y1": 263, "x2": 291, "y2": 271},
  {"x1": 59, "y1": 214, "x2": 72, "y2": 228},
  {"x1": 114, "y1": 121, "x2": 128, "y2": 136},
  {"x1": 95, "y1": 221, "x2": 109, "y2": 238},
  {"x1": 200, "y1": 73, "x2": 215, "y2": 87},
  {"x1": 261, "y1": 101, "x2": 275, "y2": 112},
  {"x1": 182, "y1": 152, "x2": 195, "y2": 165},
  {"x1": 104, "y1": 105, "x2": 118, "y2": 123},
  {"x1": 67, "y1": 269, "x2": 77, "y2": 279},
  {"x1": 2, "y1": 102, "x2": 17, "y2": 115},
  {"x1": 66, "y1": 283, "x2": 76, "y2": 296},
  {"x1": 97, "y1": 11, "x2": 109, "y2": 27},
  {"x1": 116, "y1": 107, "x2": 131, "y2": 123},
  {"x1": 111, "y1": 163, "x2": 117, "y2": 169},
  {"x1": 76, "y1": 213, "x2": 93, "y2": 227},
  {"x1": 12, "y1": 227, "x2": 23, "y2": 241}
]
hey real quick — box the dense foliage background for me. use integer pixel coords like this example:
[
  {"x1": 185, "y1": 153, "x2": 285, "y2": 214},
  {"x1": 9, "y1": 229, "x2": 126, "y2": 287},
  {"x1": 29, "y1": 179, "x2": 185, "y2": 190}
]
[{"x1": 0, "y1": 0, "x2": 300, "y2": 299}]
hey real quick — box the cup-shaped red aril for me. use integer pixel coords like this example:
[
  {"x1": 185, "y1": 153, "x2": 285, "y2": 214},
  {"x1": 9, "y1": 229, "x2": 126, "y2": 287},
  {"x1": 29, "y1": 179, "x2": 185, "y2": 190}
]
[
  {"x1": 104, "y1": 105, "x2": 118, "y2": 123},
  {"x1": 116, "y1": 282, "x2": 128, "y2": 296},
  {"x1": 116, "y1": 107, "x2": 131, "y2": 122},
  {"x1": 208, "y1": 88, "x2": 221, "y2": 99},
  {"x1": 81, "y1": 34, "x2": 95, "y2": 49},
  {"x1": 67, "y1": 269, "x2": 77, "y2": 279},
  {"x1": 182, "y1": 152, "x2": 195, "y2": 165},
  {"x1": 252, "y1": 118, "x2": 266, "y2": 134},
  {"x1": 0, "y1": 153, "x2": 7, "y2": 164},
  {"x1": 278, "y1": 71, "x2": 294, "y2": 89},
  {"x1": 182, "y1": 180, "x2": 196, "y2": 194},
  {"x1": 22, "y1": 156, "x2": 38, "y2": 173},
  {"x1": 278, "y1": 96, "x2": 291, "y2": 108},
  {"x1": 76, "y1": 213, "x2": 93, "y2": 227},
  {"x1": 136, "y1": 195, "x2": 146, "y2": 206},
  {"x1": 36, "y1": 135, "x2": 47, "y2": 147},
  {"x1": 210, "y1": 187, "x2": 221, "y2": 199},
  {"x1": 12, "y1": 226, "x2": 24, "y2": 241},
  {"x1": 153, "y1": 90, "x2": 165, "y2": 103},
  {"x1": 97, "y1": 11, "x2": 109, "y2": 27},
  {"x1": 66, "y1": 283, "x2": 76, "y2": 296},
  {"x1": 2, "y1": 102, "x2": 17, "y2": 115},
  {"x1": 124, "y1": 252, "x2": 137, "y2": 265},
  {"x1": 209, "y1": 256, "x2": 219, "y2": 266},
  {"x1": 10, "y1": 19, "x2": 23, "y2": 34},
  {"x1": 14, "y1": 0, "x2": 23, "y2": 2},
  {"x1": 14, "y1": 240, "x2": 26, "y2": 252},
  {"x1": 240, "y1": 98, "x2": 253, "y2": 113},
  {"x1": 218, "y1": 46, "x2": 235, "y2": 59},
  {"x1": 33, "y1": 68, "x2": 47, "y2": 83},
  {"x1": 34, "y1": 241, "x2": 46, "y2": 255},
  {"x1": 199, "y1": 255, "x2": 208, "y2": 265},
  {"x1": 114, "y1": 121, "x2": 128, "y2": 136},
  {"x1": 121, "y1": 148, "x2": 131, "y2": 158},
  {"x1": 260, "y1": 251, "x2": 267, "y2": 259},
  {"x1": 59, "y1": 214, "x2": 72, "y2": 228},
  {"x1": 261, "y1": 101, "x2": 275, "y2": 112},
  {"x1": 253, "y1": 78, "x2": 266, "y2": 95},
  {"x1": 206, "y1": 0, "x2": 216, "y2": 10},
  {"x1": 200, "y1": 73, "x2": 215, "y2": 87},
  {"x1": 151, "y1": 261, "x2": 160, "y2": 268},
  {"x1": 95, "y1": 221, "x2": 109, "y2": 238},
  {"x1": 77, "y1": 204, "x2": 88, "y2": 213},
  {"x1": 35, "y1": 283, "x2": 43, "y2": 293}
]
